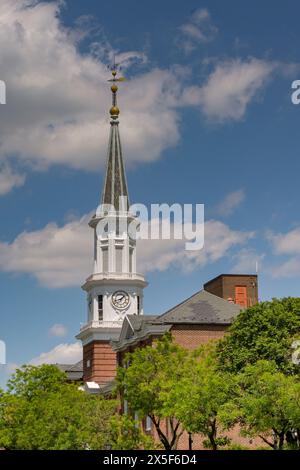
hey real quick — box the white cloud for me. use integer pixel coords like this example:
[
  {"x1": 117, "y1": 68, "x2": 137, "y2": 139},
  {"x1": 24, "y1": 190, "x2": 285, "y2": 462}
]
[
  {"x1": 0, "y1": 0, "x2": 181, "y2": 176},
  {"x1": 0, "y1": 1, "x2": 294, "y2": 196},
  {"x1": 30, "y1": 342, "x2": 82, "y2": 366},
  {"x1": 182, "y1": 58, "x2": 275, "y2": 121},
  {"x1": 0, "y1": 213, "x2": 254, "y2": 287},
  {"x1": 267, "y1": 228, "x2": 300, "y2": 255},
  {"x1": 0, "y1": 164, "x2": 25, "y2": 195},
  {"x1": 5, "y1": 363, "x2": 19, "y2": 374},
  {"x1": 231, "y1": 248, "x2": 264, "y2": 273},
  {"x1": 269, "y1": 258, "x2": 300, "y2": 279},
  {"x1": 49, "y1": 323, "x2": 68, "y2": 338},
  {"x1": 179, "y1": 8, "x2": 218, "y2": 53},
  {"x1": 138, "y1": 219, "x2": 254, "y2": 274},
  {"x1": 266, "y1": 227, "x2": 300, "y2": 279},
  {"x1": 0, "y1": 214, "x2": 93, "y2": 288},
  {"x1": 0, "y1": 345, "x2": 82, "y2": 386},
  {"x1": 216, "y1": 189, "x2": 245, "y2": 216}
]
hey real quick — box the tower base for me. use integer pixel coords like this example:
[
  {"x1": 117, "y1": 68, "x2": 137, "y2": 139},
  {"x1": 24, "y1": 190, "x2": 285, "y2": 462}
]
[
  {"x1": 83, "y1": 340, "x2": 117, "y2": 385},
  {"x1": 76, "y1": 326, "x2": 121, "y2": 385}
]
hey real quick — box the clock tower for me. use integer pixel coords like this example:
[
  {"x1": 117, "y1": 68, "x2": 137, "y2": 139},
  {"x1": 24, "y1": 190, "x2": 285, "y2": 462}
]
[{"x1": 76, "y1": 70, "x2": 147, "y2": 385}]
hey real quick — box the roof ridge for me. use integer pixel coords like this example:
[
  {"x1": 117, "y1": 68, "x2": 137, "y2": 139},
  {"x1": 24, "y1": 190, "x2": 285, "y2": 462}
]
[
  {"x1": 156, "y1": 289, "x2": 205, "y2": 322},
  {"x1": 69, "y1": 360, "x2": 83, "y2": 371}
]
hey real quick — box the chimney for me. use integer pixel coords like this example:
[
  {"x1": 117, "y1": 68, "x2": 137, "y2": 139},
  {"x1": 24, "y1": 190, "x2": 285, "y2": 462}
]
[{"x1": 204, "y1": 274, "x2": 258, "y2": 307}]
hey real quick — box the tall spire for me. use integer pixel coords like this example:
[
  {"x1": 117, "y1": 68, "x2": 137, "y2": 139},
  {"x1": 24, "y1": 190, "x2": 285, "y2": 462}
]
[{"x1": 101, "y1": 69, "x2": 129, "y2": 212}]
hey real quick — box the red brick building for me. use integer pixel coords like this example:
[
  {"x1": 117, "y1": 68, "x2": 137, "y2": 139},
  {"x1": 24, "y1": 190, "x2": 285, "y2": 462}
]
[{"x1": 111, "y1": 274, "x2": 259, "y2": 449}]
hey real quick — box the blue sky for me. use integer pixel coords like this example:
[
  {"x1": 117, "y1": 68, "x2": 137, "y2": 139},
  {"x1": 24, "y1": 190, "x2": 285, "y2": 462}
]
[{"x1": 0, "y1": 0, "x2": 300, "y2": 387}]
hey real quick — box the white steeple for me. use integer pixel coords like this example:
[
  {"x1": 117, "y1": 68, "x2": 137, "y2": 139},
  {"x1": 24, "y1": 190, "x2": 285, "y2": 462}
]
[{"x1": 77, "y1": 69, "x2": 147, "y2": 345}]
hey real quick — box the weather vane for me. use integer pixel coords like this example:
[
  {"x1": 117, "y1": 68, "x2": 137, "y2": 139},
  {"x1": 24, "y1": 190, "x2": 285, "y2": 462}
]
[
  {"x1": 107, "y1": 56, "x2": 126, "y2": 119},
  {"x1": 107, "y1": 56, "x2": 126, "y2": 82}
]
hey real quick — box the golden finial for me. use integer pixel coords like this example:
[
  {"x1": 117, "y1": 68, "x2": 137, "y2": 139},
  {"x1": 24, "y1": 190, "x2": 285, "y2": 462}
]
[
  {"x1": 107, "y1": 62, "x2": 126, "y2": 120},
  {"x1": 110, "y1": 105, "x2": 120, "y2": 117}
]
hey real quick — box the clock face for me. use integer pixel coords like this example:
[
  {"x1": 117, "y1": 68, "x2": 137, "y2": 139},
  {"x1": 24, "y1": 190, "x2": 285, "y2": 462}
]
[{"x1": 112, "y1": 290, "x2": 130, "y2": 310}]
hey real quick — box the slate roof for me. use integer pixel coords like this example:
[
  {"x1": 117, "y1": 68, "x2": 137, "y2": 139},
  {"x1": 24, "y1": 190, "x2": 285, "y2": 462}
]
[
  {"x1": 112, "y1": 315, "x2": 171, "y2": 351},
  {"x1": 155, "y1": 289, "x2": 241, "y2": 325},
  {"x1": 112, "y1": 289, "x2": 242, "y2": 351},
  {"x1": 56, "y1": 360, "x2": 83, "y2": 382}
]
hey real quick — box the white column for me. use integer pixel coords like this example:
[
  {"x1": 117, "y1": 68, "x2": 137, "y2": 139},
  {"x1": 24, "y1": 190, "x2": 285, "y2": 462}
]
[
  {"x1": 124, "y1": 237, "x2": 129, "y2": 274},
  {"x1": 93, "y1": 294, "x2": 98, "y2": 322},
  {"x1": 108, "y1": 237, "x2": 114, "y2": 273},
  {"x1": 132, "y1": 245, "x2": 137, "y2": 274},
  {"x1": 93, "y1": 229, "x2": 98, "y2": 273}
]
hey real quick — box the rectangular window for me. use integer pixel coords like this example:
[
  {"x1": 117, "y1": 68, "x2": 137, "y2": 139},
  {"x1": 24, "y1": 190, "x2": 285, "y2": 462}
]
[
  {"x1": 116, "y1": 218, "x2": 120, "y2": 236},
  {"x1": 116, "y1": 246, "x2": 123, "y2": 273},
  {"x1": 98, "y1": 295, "x2": 103, "y2": 321},
  {"x1": 102, "y1": 248, "x2": 108, "y2": 272},
  {"x1": 145, "y1": 416, "x2": 152, "y2": 432},
  {"x1": 129, "y1": 248, "x2": 133, "y2": 273},
  {"x1": 137, "y1": 296, "x2": 140, "y2": 315}
]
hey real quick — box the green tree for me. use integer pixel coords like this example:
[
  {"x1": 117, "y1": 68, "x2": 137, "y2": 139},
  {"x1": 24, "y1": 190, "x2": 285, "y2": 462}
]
[
  {"x1": 0, "y1": 365, "x2": 116, "y2": 450},
  {"x1": 110, "y1": 415, "x2": 156, "y2": 450},
  {"x1": 116, "y1": 334, "x2": 188, "y2": 450},
  {"x1": 218, "y1": 298, "x2": 300, "y2": 374},
  {"x1": 6, "y1": 364, "x2": 67, "y2": 398},
  {"x1": 221, "y1": 360, "x2": 300, "y2": 450},
  {"x1": 169, "y1": 346, "x2": 234, "y2": 450}
]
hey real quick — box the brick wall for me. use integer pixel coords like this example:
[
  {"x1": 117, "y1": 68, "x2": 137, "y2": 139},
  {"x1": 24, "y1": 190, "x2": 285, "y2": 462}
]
[
  {"x1": 204, "y1": 276, "x2": 223, "y2": 298},
  {"x1": 204, "y1": 274, "x2": 258, "y2": 307},
  {"x1": 147, "y1": 324, "x2": 264, "y2": 449},
  {"x1": 116, "y1": 323, "x2": 265, "y2": 449},
  {"x1": 171, "y1": 324, "x2": 227, "y2": 349},
  {"x1": 173, "y1": 424, "x2": 264, "y2": 450},
  {"x1": 83, "y1": 341, "x2": 117, "y2": 385}
]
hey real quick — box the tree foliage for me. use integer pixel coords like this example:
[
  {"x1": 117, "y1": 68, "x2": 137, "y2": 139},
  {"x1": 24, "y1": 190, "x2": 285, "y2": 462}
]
[
  {"x1": 169, "y1": 345, "x2": 234, "y2": 450},
  {"x1": 221, "y1": 360, "x2": 300, "y2": 450},
  {"x1": 0, "y1": 365, "x2": 116, "y2": 450},
  {"x1": 109, "y1": 415, "x2": 156, "y2": 450},
  {"x1": 6, "y1": 364, "x2": 67, "y2": 398},
  {"x1": 218, "y1": 298, "x2": 300, "y2": 374},
  {"x1": 2, "y1": 296, "x2": 300, "y2": 450},
  {"x1": 116, "y1": 334, "x2": 188, "y2": 450}
]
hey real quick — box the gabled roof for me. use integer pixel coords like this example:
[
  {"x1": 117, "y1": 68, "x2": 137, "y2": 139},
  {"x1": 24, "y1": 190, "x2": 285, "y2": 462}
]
[
  {"x1": 112, "y1": 314, "x2": 171, "y2": 352},
  {"x1": 155, "y1": 289, "x2": 241, "y2": 325},
  {"x1": 56, "y1": 360, "x2": 83, "y2": 381},
  {"x1": 112, "y1": 290, "x2": 241, "y2": 352}
]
